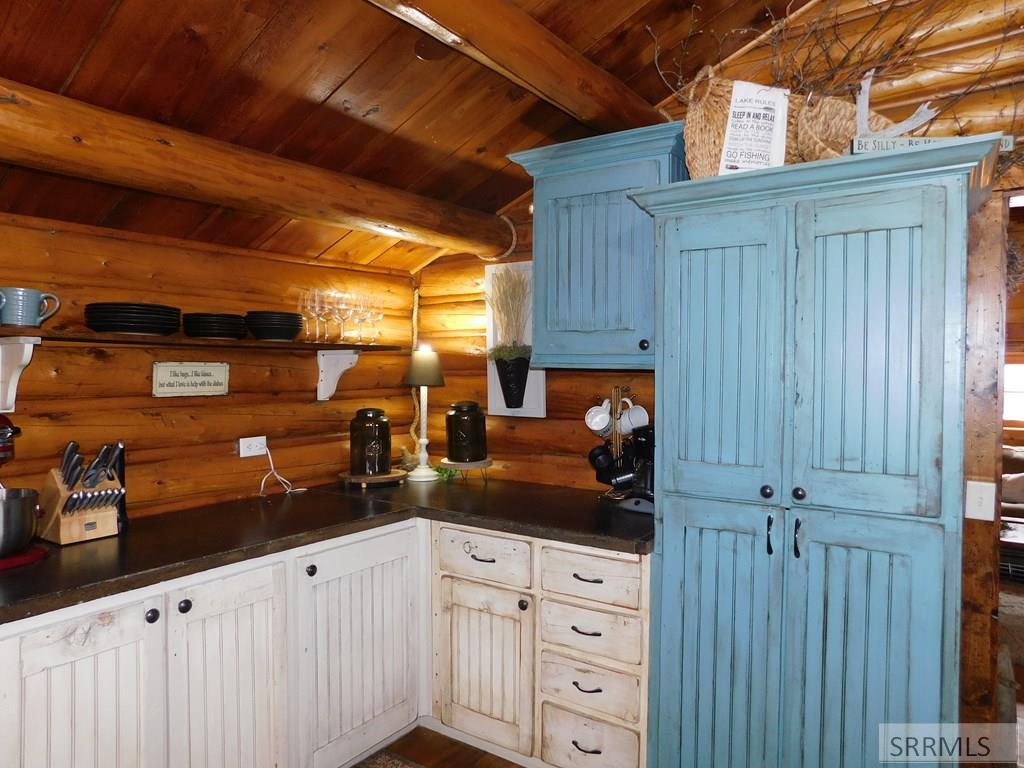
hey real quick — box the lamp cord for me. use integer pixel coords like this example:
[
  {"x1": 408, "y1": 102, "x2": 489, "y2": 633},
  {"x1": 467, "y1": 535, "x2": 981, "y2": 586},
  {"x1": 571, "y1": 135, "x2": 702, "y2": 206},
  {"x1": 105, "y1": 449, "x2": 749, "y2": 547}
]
[{"x1": 409, "y1": 288, "x2": 421, "y2": 451}]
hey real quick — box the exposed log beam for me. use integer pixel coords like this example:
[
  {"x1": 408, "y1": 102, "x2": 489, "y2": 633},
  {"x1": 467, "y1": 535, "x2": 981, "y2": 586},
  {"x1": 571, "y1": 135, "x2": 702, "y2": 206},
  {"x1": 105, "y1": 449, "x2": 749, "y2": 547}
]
[
  {"x1": 364, "y1": 0, "x2": 666, "y2": 133},
  {"x1": 0, "y1": 77, "x2": 514, "y2": 257}
]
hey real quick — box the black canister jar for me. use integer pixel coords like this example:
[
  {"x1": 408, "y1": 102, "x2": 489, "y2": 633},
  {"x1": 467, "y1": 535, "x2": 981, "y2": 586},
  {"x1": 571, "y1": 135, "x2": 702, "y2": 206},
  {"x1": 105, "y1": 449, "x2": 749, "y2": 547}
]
[
  {"x1": 350, "y1": 407, "x2": 391, "y2": 475},
  {"x1": 445, "y1": 401, "x2": 487, "y2": 463}
]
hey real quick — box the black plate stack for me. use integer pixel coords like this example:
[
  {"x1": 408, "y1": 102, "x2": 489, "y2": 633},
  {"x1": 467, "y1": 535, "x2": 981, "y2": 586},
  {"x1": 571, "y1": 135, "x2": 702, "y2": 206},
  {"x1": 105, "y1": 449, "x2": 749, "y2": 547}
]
[
  {"x1": 85, "y1": 303, "x2": 181, "y2": 335},
  {"x1": 183, "y1": 313, "x2": 247, "y2": 340},
  {"x1": 245, "y1": 311, "x2": 303, "y2": 341}
]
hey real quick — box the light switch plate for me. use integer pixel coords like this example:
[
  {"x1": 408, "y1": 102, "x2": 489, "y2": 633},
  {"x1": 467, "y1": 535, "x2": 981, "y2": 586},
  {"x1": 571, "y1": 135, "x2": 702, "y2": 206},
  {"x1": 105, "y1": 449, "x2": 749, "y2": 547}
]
[{"x1": 965, "y1": 480, "x2": 996, "y2": 521}]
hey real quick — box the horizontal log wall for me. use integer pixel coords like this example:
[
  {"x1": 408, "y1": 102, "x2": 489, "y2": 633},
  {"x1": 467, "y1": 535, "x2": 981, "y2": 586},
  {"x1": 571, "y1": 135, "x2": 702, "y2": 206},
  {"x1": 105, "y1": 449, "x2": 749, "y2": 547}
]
[
  {"x1": 0, "y1": 215, "x2": 413, "y2": 516},
  {"x1": 417, "y1": 254, "x2": 653, "y2": 490}
]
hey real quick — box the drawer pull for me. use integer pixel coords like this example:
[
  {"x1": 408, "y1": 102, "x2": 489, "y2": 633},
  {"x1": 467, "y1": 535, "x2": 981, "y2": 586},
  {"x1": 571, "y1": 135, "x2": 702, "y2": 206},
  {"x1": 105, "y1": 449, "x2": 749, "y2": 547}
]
[
  {"x1": 572, "y1": 680, "x2": 603, "y2": 694},
  {"x1": 572, "y1": 572, "x2": 605, "y2": 584},
  {"x1": 572, "y1": 740, "x2": 603, "y2": 755},
  {"x1": 470, "y1": 553, "x2": 496, "y2": 563},
  {"x1": 571, "y1": 625, "x2": 603, "y2": 637}
]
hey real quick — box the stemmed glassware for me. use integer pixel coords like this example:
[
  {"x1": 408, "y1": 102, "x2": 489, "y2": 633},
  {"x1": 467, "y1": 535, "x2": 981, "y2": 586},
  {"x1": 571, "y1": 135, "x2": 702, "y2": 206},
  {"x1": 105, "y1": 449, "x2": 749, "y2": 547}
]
[
  {"x1": 297, "y1": 288, "x2": 385, "y2": 344},
  {"x1": 297, "y1": 289, "x2": 315, "y2": 341}
]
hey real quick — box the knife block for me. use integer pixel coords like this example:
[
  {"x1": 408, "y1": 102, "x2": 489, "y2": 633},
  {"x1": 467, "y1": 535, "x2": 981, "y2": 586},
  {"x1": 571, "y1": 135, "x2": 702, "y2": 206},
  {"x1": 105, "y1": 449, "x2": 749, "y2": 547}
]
[{"x1": 38, "y1": 468, "x2": 121, "y2": 546}]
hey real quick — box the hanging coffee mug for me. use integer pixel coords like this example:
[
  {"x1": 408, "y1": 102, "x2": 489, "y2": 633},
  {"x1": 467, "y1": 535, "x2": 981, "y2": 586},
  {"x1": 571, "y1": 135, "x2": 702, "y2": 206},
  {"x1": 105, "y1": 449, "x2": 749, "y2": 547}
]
[{"x1": 0, "y1": 287, "x2": 60, "y2": 327}]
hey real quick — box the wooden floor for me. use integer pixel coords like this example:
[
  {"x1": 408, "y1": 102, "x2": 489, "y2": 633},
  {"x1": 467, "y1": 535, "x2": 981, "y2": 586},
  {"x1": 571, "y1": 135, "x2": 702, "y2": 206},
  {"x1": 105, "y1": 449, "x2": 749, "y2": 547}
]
[{"x1": 385, "y1": 727, "x2": 520, "y2": 768}]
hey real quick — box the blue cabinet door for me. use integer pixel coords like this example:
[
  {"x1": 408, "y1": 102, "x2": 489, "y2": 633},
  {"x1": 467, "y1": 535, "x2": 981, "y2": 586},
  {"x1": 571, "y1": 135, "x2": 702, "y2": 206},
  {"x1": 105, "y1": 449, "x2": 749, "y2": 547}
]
[
  {"x1": 659, "y1": 206, "x2": 787, "y2": 503},
  {"x1": 532, "y1": 160, "x2": 661, "y2": 368},
  {"x1": 791, "y1": 187, "x2": 947, "y2": 516},
  {"x1": 780, "y1": 510, "x2": 947, "y2": 768},
  {"x1": 656, "y1": 495, "x2": 784, "y2": 768}
]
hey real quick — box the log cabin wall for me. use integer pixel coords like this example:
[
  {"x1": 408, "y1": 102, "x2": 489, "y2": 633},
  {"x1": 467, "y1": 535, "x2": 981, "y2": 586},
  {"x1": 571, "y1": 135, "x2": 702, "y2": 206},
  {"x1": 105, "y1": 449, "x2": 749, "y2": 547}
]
[
  {"x1": 417, "y1": 251, "x2": 654, "y2": 489},
  {"x1": 0, "y1": 214, "x2": 413, "y2": 517}
]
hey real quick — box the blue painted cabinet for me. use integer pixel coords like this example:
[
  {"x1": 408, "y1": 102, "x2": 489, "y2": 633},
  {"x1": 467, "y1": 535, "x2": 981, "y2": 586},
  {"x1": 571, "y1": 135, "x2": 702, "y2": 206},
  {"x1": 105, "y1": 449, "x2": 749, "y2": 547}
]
[
  {"x1": 509, "y1": 122, "x2": 685, "y2": 369},
  {"x1": 632, "y1": 135, "x2": 1001, "y2": 768}
]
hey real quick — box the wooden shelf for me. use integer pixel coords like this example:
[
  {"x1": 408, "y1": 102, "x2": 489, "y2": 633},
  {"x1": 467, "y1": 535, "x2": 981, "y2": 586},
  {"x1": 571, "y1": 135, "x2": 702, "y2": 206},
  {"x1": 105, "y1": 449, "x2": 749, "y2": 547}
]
[{"x1": 0, "y1": 327, "x2": 403, "y2": 353}]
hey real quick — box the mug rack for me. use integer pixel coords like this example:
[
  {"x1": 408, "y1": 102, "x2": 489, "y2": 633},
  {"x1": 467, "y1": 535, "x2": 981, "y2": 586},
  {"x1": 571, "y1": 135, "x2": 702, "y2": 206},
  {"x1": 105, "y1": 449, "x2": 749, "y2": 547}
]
[{"x1": 38, "y1": 467, "x2": 122, "y2": 545}]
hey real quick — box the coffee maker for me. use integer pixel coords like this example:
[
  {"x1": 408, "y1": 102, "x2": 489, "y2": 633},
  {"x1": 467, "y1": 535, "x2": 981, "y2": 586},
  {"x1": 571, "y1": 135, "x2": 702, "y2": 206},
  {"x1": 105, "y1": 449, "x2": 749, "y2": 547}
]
[
  {"x1": 0, "y1": 414, "x2": 21, "y2": 480},
  {"x1": 590, "y1": 424, "x2": 654, "y2": 514}
]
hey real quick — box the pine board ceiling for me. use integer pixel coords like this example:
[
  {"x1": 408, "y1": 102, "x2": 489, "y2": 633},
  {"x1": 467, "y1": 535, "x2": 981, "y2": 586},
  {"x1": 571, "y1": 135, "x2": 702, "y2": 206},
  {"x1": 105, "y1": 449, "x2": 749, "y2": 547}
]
[
  {"x1": 0, "y1": 0, "x2": 1020, "y2": 273},
  {"x1": 0, "y1": 0, "x2": 740, "y2": 272}
]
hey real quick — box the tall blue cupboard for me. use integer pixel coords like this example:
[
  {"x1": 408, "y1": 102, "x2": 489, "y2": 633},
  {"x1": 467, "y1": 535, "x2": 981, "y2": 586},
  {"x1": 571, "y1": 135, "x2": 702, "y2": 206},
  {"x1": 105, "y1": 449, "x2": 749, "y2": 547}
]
[{"x1": 630, "y1": 135, "x2": 1001, "y2": 768}]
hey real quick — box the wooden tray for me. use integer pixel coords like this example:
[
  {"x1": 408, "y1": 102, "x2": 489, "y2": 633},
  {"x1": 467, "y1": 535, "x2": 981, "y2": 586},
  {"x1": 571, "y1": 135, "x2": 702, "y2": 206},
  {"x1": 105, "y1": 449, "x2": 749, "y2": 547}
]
[{"x1": 337, "y1": 469, "x2": 408, "y2": 489}]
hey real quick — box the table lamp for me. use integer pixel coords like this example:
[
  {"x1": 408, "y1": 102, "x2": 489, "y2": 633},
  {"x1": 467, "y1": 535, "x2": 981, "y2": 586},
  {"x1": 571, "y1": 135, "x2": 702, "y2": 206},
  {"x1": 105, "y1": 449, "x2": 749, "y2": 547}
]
[{"x1": 405, "y1": 344, "x2": 445, "y2": 482}]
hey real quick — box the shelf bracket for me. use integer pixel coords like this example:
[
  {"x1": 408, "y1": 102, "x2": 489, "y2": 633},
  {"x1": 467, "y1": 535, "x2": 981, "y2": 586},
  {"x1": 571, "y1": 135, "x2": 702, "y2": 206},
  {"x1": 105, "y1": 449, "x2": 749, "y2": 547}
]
[
  {"x1": 317, "y1": 350, "x2": 360, "y2": 401},
  {"x1": 0, "y1": 336, "x2": 41, "y2": 413}
]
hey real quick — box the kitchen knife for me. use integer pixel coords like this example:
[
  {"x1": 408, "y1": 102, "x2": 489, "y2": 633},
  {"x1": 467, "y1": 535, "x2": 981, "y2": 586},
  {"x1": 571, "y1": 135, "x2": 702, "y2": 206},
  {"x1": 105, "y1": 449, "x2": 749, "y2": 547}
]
[
  {"x1": 65, "y1": 455, "x2": 84, "y2": 490},
  {"x1": 83, "y1": 445, "x2": 111, "y2": 488},
  {"x1": 104, "y1": 442, "x2": 124, "y2": 481},
  {"x1": 59, "y1": 441, "x2": 78, "y2": 484},
  {"x1": 62, "y1": 492, "x2": 77, "y2": 516}
]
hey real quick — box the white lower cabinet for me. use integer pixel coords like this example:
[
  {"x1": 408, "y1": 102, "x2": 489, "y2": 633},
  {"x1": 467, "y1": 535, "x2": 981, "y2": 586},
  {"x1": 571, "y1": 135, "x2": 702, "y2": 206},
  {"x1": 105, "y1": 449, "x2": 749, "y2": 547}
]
[
  {"x1": 437, "y1": 576, "x2": 535, "y2": 754},
  {"x1": 167, "y1": 564, "x2": 287, "y2": 768},
  {"x1": 432, "y1": 523, "x2": 650, "y2": 768},
  {"x1": 295, "y1": 526, "x2": 419, "y2": 768},
  {"x1": 0, "y1": 595, "x2": 167, "y2": 768}
]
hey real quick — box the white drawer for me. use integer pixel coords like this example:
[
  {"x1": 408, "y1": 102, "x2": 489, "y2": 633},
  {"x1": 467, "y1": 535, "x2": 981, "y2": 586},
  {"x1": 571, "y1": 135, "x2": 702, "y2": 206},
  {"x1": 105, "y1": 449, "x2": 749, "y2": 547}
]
[
  {"x1": 438, "y1": 526, "x2": 532, "y2": 588},
  {"x1": 541, "y1": 702, "x2": 639, "y2": 768},
  {"x1": 540, "y1": 600, "x2": 643, "y2": 665},
  {"x1": 540, "y1": 652, "x2": 641, "y2": 723},
  {"x1": 541, "y1": 547, "x2": 640, "y2": 609}
]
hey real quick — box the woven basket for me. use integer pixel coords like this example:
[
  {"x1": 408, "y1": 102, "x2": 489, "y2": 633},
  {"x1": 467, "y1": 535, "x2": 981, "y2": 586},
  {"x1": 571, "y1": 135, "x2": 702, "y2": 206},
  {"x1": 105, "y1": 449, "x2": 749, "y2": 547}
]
[{"x1": 682, "y1": 66, "x2": 891, "y2": 178}]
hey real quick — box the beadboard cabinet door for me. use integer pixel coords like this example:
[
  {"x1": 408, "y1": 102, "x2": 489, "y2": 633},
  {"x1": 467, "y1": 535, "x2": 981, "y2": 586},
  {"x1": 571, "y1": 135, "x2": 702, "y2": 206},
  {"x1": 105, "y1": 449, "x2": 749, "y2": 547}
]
[
  {"x1": 438, "y1": 576, "x2": 535, "y2": 755},
  {"x1": 166, "y1": 564, "x2": 287, "y2": 768},
  {"x1": 295, "y1": 527, "x2": 418, "y2": 768},
  {"x1": 792, "y1": 187, "x2": 947, "y2": 516},
  {"x1": 0, "y1": 596, "x2": 168, "y2": 768},
  {"x1": 659, "y1": 206, "x2": 786, "y2": 503},
  {"x1": 780, "y1": 511, "x2": 946, "y2": 768},
  {"x1": 655, "y1": 495, "x2": 783, "y2": 768}
]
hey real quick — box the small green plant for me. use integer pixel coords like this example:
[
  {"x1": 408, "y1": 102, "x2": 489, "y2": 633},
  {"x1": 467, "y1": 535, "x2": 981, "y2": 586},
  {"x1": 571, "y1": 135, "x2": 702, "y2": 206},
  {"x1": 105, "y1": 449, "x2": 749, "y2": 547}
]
[
  {"x1": 434, "y1": 466, "x2": 458, "y2": 482},
  {"x1": 487, "y1": 342, "x2": 532, "y2": 361}
]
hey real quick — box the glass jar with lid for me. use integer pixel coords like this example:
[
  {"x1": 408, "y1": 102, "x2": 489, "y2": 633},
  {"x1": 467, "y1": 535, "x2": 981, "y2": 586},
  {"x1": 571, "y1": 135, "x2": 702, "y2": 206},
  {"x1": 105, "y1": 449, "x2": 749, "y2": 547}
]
[
  {"x1": 350, "y1": 407, "x2": 391, "y2": 475},
  {"x1": 445, "y1": 401, "x2": 487, "y2": 463}
]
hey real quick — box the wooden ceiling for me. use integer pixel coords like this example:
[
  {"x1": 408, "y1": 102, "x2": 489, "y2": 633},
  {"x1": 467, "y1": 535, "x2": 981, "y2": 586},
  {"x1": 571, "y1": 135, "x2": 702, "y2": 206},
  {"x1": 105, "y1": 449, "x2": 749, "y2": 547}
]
[{"x1": 0, "y1": 0, "x2": 1020, "y2": 273}]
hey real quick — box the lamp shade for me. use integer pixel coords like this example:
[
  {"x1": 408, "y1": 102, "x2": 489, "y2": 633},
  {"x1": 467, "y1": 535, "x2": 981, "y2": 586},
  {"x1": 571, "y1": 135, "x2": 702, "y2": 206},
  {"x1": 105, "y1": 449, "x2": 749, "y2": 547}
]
[{"x1": 405, "y1": 345, "x2": 445, "y2": 387}]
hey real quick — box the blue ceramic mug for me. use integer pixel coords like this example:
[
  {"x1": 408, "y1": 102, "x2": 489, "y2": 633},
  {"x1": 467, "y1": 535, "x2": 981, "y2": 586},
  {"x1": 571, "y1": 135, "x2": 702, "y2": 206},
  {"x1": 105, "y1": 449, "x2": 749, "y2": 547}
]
[{"x1": 0, "y1": 287, "x2": 60, "y2": 327}]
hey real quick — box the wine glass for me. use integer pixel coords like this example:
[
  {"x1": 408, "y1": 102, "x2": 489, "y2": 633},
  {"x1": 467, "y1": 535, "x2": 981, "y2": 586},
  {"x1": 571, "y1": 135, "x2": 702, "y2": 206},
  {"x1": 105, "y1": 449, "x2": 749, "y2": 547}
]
[
  {"x1": 314, "y1": 289, "x2": 332, "y2": 343},
  {"x1": 370, "y1": 298, "x2": 385, "y2": 345},
  {"x1": 297, "y1": 288, "x2": 314, "y2": 341}
]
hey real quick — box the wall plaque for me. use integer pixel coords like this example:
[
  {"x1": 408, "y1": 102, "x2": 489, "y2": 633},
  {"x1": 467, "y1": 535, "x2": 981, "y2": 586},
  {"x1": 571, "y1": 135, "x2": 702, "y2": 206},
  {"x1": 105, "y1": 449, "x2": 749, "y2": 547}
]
[{"x1": 152, "y1": 362, "x2": 230, "y2": 397}]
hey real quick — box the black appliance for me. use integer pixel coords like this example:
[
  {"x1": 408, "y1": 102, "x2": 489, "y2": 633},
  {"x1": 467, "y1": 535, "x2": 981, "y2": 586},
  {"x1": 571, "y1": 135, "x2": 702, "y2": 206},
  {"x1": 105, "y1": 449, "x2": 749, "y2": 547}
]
[{"x1": 589, "y1": 424, "x2": 654, "y2": 514}]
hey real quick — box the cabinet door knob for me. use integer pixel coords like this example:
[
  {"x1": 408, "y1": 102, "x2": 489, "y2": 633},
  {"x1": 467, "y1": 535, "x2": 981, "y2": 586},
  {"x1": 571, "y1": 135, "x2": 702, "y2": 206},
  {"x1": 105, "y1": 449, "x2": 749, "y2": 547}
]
[
  {"x1": 518, "y1": 599, "x2": 529, "y2": 611},
  {"x1": 145, "y1": 608, "x2": 160, "y2": 624},
  {"x1": 759, "y1": 484, "x2": 774, "y2": 499},
  {"x1": 178, "y1": 599, "x2": 192, "y2": 614},
  {"x1": 792, "y1": 487, "x2": 807, "y2": 501},
  {"x1": 306, "y1": 564, "x2": 318, "y2": 577},
  {"x1": 638, "y1": 338, "x2": 650, "y2": 351}
]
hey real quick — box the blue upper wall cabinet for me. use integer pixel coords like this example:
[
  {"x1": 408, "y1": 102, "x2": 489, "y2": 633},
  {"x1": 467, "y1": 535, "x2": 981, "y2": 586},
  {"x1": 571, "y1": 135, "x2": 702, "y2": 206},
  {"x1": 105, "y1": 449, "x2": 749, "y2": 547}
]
[
  {"x1": 632, "y1": 134, "x2": 1001, "y2": 768},
  {"x1": 509, "y1": 122, "x2": 685, "y2": 369}
]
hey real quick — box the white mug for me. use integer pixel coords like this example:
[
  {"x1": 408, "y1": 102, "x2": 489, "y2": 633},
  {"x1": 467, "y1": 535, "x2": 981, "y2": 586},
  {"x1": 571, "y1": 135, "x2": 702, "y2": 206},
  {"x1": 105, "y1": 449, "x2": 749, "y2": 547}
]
[
  {"x1": 619, "y1": 403, "x2": 650, "y2": 433},
  {"x1": 585, "y1": 399, "x2": 613, "y2": 438}
]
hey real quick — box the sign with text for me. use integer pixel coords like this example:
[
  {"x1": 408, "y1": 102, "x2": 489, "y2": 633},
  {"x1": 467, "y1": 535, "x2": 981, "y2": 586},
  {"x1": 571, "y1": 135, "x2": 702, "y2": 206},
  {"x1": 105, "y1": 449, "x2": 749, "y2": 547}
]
[
  {"x1": 152, "y1": 362, "x2": 230, "y2": 397},
  {"x1": 853, "y1": 135, "x2": 1015, "y2": 154},
  {"x1": 718, "y1": 80, "x2": 790, "y2": 175}
]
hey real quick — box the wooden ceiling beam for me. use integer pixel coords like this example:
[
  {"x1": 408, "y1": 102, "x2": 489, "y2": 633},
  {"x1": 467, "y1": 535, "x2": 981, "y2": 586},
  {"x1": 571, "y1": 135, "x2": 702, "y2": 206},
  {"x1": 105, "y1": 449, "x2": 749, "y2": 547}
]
[
  {"x1": 0, "y1": 77, "x2": 515, "y2": 258},
  {"x1": 364, "y1": 0, "x2": 666, "y2": 132}
]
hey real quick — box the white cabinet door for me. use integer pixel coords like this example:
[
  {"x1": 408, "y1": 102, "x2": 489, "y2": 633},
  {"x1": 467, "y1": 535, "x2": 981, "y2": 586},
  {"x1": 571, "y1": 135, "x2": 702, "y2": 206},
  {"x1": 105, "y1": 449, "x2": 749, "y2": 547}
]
[
  {"x1": 438, "y1": 576, "x2": 535, "y2": 755},
  {"x1": 166, "y1": 564, "x2": 287, "y2": 768},
  {"x1": 0, "y1": 595, "x2": 167, "y2": 768},
  {"x1": 295, "y1": 526, "x2": 418, "y2": 768}
]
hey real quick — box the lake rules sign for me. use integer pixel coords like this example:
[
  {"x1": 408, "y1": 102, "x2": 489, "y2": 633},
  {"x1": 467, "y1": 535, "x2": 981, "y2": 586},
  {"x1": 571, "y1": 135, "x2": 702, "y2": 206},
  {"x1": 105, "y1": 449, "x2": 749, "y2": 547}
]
[
  {"x1": 719, "y1": 81, "x2": 790, "y2": 175},
  {"x1": 152, "y1": 362, "x2": 230, "y2": 397}
]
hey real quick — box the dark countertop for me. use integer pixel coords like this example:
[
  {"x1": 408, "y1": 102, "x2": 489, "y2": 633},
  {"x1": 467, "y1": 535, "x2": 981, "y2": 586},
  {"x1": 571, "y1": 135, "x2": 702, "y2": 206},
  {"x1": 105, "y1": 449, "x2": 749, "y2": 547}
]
[{"x1": 0, "y1": 478, "x2": 654, "y2": 626}]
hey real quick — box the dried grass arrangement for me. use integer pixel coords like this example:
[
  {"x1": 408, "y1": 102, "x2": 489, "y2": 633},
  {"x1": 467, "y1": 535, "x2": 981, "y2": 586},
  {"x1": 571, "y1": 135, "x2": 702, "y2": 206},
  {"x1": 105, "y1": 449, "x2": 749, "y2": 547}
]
[
  {"x1": 650, "y1": 0, "x2": 1023, "y2": 180},
  {"x1": 486, "y1": 267, "x2": 531, "y2": 361}
]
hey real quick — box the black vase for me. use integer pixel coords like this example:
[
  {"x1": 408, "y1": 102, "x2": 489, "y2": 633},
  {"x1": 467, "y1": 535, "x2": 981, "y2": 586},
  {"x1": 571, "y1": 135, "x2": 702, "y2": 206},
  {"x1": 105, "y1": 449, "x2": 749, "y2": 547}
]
[{"x1": 494, "y1": 357, "x2": 530, "y2": 408}]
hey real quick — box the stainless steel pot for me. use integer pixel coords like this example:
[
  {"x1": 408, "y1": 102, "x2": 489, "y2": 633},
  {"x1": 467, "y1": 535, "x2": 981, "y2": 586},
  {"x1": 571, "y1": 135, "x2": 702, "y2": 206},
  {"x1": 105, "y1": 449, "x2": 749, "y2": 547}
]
[{"x1": 0, "y1": 488, "x2": 40, "y2": 558}]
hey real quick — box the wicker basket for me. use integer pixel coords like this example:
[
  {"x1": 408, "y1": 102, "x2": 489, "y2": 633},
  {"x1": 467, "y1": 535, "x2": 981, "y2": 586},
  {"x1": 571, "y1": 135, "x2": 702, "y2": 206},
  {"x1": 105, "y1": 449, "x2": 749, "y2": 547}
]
[{"x1": 682, "y1": 66, "x2": 891, "y2": 179}]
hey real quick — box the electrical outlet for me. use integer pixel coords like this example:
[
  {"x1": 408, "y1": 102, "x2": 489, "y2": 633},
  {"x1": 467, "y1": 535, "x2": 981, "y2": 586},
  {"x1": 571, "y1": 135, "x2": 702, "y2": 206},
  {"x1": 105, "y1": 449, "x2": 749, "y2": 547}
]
[{"x1": 239, "y1": 435, "x2": 268, "y2": 458}]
